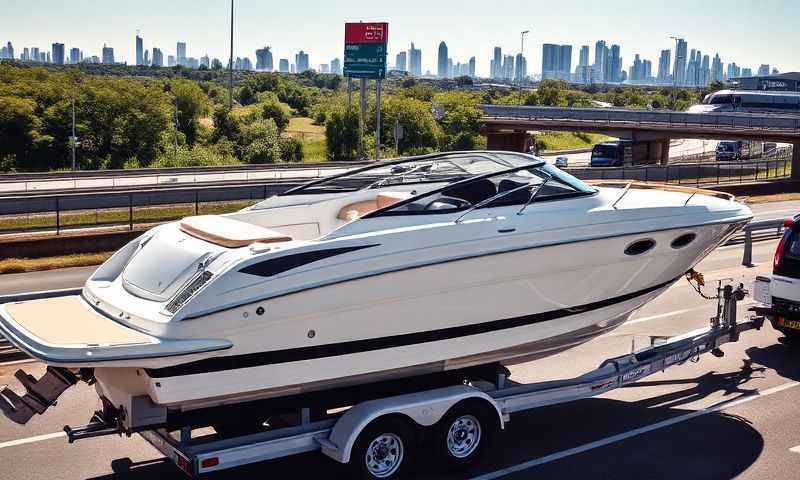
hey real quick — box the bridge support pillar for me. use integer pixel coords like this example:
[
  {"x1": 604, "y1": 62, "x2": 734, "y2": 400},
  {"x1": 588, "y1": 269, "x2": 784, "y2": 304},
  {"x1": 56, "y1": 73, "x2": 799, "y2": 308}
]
[
  {"x1": 793, "y1": 143, "x2": 800, "y2": 180},
  {"x1": 486, "y1": 131, "x2": 532, "y2": 153}
]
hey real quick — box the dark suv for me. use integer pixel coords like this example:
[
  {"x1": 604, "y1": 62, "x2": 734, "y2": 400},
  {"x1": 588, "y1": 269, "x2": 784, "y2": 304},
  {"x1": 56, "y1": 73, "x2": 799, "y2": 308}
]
[{"x1": 755, "y1": 214, "x2": 800, "y2": 339}]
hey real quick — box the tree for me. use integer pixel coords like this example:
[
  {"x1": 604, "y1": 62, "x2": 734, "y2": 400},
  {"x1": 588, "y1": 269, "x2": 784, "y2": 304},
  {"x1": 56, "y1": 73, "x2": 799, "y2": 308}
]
[
  {"x1": 261, "y1": 99, "x2": 291, "y2": 132},
  {"x1": 240, "y1": 119, "x2": 282, "y2": 163},
  {"x1": 238, "y1": 85, "x2": 256, "y2": 106},
  {"x1": 433, "y1": 91, "x2": 482, "y2": 151},
  {"x1": 170, "y1": 79, "x2": 210, "y2": 146},
  {"x1": 325, "y1": 108, "x2": 360, "y2": 160},
  {"x1": 378, "y1": 96, "x2": 440, "y2": 154}
]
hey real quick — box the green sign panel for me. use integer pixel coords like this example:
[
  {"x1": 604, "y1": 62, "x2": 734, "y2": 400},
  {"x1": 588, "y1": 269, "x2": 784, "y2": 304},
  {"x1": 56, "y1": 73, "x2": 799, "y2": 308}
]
[{"x1": 343, "y1": 42, "x2": 387, "y2": 79}]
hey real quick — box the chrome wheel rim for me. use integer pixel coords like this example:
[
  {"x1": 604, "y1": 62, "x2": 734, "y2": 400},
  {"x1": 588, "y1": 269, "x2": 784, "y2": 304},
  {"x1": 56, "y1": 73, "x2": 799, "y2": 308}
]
[
  {"x1": 365, "y1": 433, "x2": 404, "y2": 478},
  {"x1": 446, "y1": 415, "x2": 481, "y2": 459}
]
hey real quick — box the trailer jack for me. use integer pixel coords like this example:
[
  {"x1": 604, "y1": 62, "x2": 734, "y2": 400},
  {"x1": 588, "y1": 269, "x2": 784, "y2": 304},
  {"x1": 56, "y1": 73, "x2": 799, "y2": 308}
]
[{"x1": 0, "y1": 367, "x2": 81, "y2": 425}]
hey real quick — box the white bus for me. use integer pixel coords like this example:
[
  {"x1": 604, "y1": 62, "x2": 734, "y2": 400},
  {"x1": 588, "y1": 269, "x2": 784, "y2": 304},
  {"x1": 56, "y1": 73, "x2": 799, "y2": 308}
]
[{"x1": 687, "y1": 89, "x2": 800, "y2": 115}]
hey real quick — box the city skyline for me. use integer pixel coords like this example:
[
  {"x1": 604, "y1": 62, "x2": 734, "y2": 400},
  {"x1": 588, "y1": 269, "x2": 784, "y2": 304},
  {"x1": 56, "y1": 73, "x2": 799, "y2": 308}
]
[{"x1": 1, "y1": 0, "x2": 797, "y2": 78}]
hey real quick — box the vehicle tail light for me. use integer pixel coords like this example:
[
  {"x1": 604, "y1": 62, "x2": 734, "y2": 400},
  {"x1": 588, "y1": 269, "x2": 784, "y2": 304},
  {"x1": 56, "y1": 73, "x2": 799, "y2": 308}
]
[
  {"x1": 201, "y1": 457, "x2": 219, "y2": 469},
  {"x1": 785, "y1": 217, "x2": 795, "y2": 228}
]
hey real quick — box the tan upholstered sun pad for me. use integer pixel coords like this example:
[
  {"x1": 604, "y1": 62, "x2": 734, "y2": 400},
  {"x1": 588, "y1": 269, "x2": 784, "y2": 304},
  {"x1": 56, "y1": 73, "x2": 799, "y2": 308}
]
[
  {"x1": 4, "y1": 296, "x2": 153, "y2": 346},
  {"x1": 337, "y1": 191, "x2": 415, "y2": 221},
  {"x1": 180, "y1": 215, "x2": 292, "y2": 248}
]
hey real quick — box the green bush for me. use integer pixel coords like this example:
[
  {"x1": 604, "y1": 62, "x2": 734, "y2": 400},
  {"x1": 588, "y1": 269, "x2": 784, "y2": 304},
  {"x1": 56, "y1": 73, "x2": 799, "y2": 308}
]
[
  {"x1": 325, "y1": 109, "x2": 360, "y2": 160},
  {"x1": 279, "y1": 137, "x2": 304, "y2": 162},
  {"x1": 261, "y1": 100, "x2": 291, "y2": 132}
]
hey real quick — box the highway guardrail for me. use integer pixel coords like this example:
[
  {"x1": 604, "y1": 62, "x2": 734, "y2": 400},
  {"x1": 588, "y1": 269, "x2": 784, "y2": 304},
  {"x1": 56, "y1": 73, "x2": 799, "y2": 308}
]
[{"x1": 741, "y1": 219, "x2": 786, "y2": 266}]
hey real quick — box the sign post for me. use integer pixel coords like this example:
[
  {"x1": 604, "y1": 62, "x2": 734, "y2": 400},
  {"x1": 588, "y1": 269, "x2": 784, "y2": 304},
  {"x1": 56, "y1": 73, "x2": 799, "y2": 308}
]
[{"x1": 344, "y1": 22, "x2": 388, "y2": 160}]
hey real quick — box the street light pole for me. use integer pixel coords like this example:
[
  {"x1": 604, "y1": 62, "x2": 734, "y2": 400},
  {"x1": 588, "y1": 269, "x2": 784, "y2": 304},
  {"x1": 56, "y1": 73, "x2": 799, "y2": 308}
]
[
  {"x1": 228, "y1": 0, "x2": 234, "y2": 109},
  {"x1": 518, "y1": 30, "x2": 530, "y2": 105},
  {"x1": 669, "y1": 35, "x2": 680, "y2": 110}
]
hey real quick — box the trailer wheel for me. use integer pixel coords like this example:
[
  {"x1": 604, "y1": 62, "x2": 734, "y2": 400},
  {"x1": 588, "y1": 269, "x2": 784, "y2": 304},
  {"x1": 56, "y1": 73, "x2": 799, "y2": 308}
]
[
  {"x1": 349, "y1": 416, "x2": 416, "y2": 479},
  {"x1": 432, "y1": 401, "x2": 497, "y2": 471}
]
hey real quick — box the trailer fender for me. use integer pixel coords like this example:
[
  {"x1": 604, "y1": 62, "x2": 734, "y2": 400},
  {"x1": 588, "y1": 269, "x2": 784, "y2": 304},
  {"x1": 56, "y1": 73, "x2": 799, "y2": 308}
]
[{"x1": 320, "y1": 385, "x2": 504, "y2": 464}]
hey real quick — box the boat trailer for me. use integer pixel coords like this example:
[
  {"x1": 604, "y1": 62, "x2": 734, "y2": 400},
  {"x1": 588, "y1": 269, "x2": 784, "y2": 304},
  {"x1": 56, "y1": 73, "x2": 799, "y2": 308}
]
[{"x1": 128, "y1": 281, "x2": 763, "y2": 478}]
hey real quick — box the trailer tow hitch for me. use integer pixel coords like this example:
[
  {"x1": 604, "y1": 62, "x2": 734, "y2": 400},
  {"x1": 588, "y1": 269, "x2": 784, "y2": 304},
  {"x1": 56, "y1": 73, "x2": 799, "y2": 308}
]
[{"x1": 0, "y1": 367, "x2": 89, "y2": 425}]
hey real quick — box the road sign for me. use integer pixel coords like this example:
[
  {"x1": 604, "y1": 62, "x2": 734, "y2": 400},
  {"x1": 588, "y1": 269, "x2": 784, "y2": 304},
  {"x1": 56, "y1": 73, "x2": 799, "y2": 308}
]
[{"x1": 344, "y1": 22, "x2": 388, "y2": 80}]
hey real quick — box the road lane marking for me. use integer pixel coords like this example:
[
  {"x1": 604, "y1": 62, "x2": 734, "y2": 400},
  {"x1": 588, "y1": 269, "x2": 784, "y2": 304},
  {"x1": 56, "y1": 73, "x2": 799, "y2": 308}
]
[
  {"x1": 470, "y1": 381, "x2": 800, "y2": 480},
  {"x1": 624, "y1": 307, "x2": 703, "y2": 326},
  {"x1": 0, "y1": 432, "x2": 65, "y2": 450}
]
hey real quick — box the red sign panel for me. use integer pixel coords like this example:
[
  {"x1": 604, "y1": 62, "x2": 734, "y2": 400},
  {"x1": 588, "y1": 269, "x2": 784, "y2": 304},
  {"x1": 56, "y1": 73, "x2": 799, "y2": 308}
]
[{"x1": 344, "y1": 22, "x2": 388, "y2": 44}]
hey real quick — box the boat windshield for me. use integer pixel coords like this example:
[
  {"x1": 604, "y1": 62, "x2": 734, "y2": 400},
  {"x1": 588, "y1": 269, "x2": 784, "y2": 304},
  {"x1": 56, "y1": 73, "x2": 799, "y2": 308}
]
[
  {"x1": 280, "y1": 151, "x2": 542, "y2": 195},
  {"x1": 363, "y1": 163, "x2": 596, "y2": 217}
]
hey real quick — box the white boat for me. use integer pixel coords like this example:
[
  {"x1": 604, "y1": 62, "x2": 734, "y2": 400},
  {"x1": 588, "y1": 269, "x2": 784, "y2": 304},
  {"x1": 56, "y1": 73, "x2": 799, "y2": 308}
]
[{"x1": 0, "y1": 151, "x2": 752, "y2": 428}]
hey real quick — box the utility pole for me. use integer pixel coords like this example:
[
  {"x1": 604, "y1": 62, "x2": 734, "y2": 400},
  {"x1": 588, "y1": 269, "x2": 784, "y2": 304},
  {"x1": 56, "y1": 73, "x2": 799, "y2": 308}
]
[
  {"x1": 359, "y1": 78, "x2": 366, "y2": 159},
  {"x1": 669, "y1": 35, "x2": 680, "y2": 110},
  {"x1": 228, "y1": 0, "x2": 234, "y2": 109},
  {"x1": 375, "y1": 80, "x2": 381, "y2": 160},
  {"x1": 518, "y1": 30, "x2": 530, "y2": 105},
  {"x1": 70, "y1": 95, "x2": 77, "y2": 170}
]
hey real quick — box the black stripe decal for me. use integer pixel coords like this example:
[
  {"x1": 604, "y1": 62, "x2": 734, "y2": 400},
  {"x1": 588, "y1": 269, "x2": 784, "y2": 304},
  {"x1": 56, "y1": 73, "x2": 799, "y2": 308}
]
[
  {"x1": 240, "y1": 244, "x2": 380, "y2": 277},
  {"x1": 145, "y1": 276, "x2": 678, "y2": 378}
]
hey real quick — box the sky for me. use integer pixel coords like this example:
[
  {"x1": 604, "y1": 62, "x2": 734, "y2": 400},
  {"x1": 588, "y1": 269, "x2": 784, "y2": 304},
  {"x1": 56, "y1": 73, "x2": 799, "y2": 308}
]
[{"x1": 3, "y1": 0, "x2": 798, "y2": 77}]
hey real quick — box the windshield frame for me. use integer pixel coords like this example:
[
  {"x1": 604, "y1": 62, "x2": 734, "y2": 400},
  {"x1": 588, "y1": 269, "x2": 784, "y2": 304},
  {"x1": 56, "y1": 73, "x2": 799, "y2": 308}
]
[
  {"x1": 361, "y1": 162, "x2": 596, "y2": 219},
  {"x1": 279, "y1": 151, "x2": 543, "y2": 196}
]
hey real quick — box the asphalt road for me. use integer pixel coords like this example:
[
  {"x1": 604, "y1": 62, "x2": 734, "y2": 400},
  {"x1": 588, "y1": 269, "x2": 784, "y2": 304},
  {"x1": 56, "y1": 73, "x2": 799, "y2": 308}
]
[{"x1": 0, "y1": 235, "x2": 798, "y2": 479}]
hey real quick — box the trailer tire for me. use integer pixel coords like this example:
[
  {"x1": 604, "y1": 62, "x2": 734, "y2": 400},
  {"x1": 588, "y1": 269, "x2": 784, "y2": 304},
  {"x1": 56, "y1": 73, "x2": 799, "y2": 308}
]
[
  {"x1": 349, "y1": 416, "x2": 417, "y2": 479},
  {"x1": 432, "y1": 400, "x2": 498, "y2": 472}
]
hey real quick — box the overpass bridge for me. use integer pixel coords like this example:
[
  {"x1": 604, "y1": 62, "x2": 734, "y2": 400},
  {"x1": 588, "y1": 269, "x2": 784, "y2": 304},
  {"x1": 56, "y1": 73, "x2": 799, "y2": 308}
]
[{"x1": 480, "y1": 105, "x2": 800, "y2": 178}]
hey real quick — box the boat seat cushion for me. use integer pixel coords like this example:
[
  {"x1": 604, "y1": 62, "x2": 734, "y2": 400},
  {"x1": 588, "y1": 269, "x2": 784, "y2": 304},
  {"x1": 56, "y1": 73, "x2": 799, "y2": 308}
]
[
  {"x1": 337, "y1": 191, "x2": 415, "y2": 221},
  {"x1": 180, "y1": 215, "x2": 292, "y2": 248}
]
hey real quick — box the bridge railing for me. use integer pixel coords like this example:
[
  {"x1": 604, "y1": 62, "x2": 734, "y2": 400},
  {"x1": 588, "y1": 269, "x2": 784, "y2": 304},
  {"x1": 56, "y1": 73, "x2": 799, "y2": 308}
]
[{"x1": 481, "y1": 105, "x2": 800, "y2": 133}]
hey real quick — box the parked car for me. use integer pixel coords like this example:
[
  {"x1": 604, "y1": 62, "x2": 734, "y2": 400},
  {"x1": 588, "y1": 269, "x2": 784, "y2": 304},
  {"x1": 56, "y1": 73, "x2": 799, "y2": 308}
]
[
  {"x1": 715, "y1": 140, "x2": 764, "y2": 161},
  {"x1": 754, "y1": 214, "x2": 800, "y2": 341},
  {"x1": 590, "y1": 140, "x2": 652, "y2": 167}
]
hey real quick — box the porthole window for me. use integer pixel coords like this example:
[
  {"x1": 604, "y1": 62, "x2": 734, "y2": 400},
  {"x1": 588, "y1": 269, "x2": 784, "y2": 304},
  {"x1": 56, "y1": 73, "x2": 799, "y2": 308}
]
[
  {"x1": 625, "y1": 239, "x2": 656, "y2": 256},
  {"x1": 671, "y1": 233, "x2": 696, "y2": 249}
]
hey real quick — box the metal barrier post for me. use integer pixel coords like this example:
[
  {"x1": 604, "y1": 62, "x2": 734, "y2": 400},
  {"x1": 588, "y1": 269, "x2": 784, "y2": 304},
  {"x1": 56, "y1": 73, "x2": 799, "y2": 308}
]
[
  {"x1": 55, "y1": 197, "x2": 60, "y2": 235},
  {"x1": 195, "y1": 190, "x2": 199, "y2": 215},
  {"x1": 742, "y1": 227, "x2": 754, "y2": 267},
  {"x1": 696, "y1": 163, "x2": 700, "y2": 186},
  {"x1": 128, "y1": 193, "x2": 133, "y2": 231}
]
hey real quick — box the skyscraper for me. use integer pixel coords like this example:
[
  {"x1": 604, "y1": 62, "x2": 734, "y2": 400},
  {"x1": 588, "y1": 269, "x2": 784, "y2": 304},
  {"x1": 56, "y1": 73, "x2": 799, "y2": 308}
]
[
  {"x1": 144, "y1": 49, "x2": 150, "y2": 66},
  {"x1": 102, "y1": 44, "x2": 114, "y2": 64},
  {"x1": 331, "y1": 58, "x2": 341, "y2": 75},
  {"x1": 437, "y1": 41, "x2": 448, "y2": 78},
  {"x1": 176, "y1": 42, "x2": 187, "y2": 67},
  {"x1": 6, "y1": 42, "x2": 14, "y2": 60},
  {"x1": 757, "y1": 64, "x2": 770, "y2": 76},
  {"x1": 502, "y1": 55, "x2": 514, "y2": 80},
  {"x1": 594, "y1": 40, "x2": 607, "y2": 82},
  {"x1": 295, "y1": 51, "x2": 309, "y2": 73},
  {"x1": 51, "y1": 43, "x2": 65, "y2": 65},
  {"x1": 395, "y1": 51, "x2": 407, "y2": 72},
  {"x1": 167, "y1": 55, "x2": 175, "y2": 67},
  {"x1": 673, "y1": 38, "x2": 687, "y2": 85},
  {"x1": 492, "y1": 47, "x2": 502, "y2": 79},
  {"x1": 408, "y1": 43, "x2": 422, "y2": 77},
  {"x1": 657, "y1": 49, "x2": 671, "y2": 82},
  {"x1": 468, "y1": 56, "x2": 476, "y2": 77},
  {"x1": 256, "y1": 47, "x2": 273, "y2": 71},
  {"x1": 279, "y1": 58, "x2": 289, "y2": 73},
  {"x1": 21, "y1": 48, "x2": 29, "y2": 61},
  {"x1": 541, "y1": 44, "x2": 559, "y2": 80},
  {"x1": 609, "y1": 44, "x2": 621, "y2": 82},
  {"x1": 514, "y1": 53, "x2": 527, "y2": 82},
  {"x1": 136, "y1": 34, "x2": 144, "y2": 66},
  {"x1": 711, "y1": 53, "x2": 723, "y2": 82},
  {"x1": 578, "y1": 45, "x2": 589, "y2": 67},
  {"x1": 741, "y1": 68, "x2": 753, "y2": 77},
  {"x1": 152, "y1": 48, "x2": 163, "y2": 67}
]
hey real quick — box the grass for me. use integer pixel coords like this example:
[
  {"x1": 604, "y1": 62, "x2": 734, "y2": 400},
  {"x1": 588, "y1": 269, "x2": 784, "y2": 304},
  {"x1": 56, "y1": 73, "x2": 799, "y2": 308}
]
[
  {"x1": 284, "y1": 117, "x2": 328, "y2": 163},
  {"x1": 0, "y1": 200, "x2": 258, "y2": 233},
  {"x1": 0, "y1": 251, "x2": 114, "y2": 274},
  {"x1": 537, "y1": 132, "x2": 613, "y2": 152}
]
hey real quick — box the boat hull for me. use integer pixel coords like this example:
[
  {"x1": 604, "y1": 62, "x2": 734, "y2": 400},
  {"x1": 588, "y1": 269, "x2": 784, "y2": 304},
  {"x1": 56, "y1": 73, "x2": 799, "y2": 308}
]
[{"x1": 94, "y1": 221, "x2": 737, "y2": 409}]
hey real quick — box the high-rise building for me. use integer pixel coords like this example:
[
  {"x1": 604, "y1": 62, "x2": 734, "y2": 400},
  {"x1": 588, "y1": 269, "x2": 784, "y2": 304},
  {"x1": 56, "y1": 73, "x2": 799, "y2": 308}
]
[
  {"x1": 514, "y1": 53, "x2": 527, "y2": 82},
  {"x1": 437, "y1": 41, "x2": 448, "y2": 78},
  {"x1": 408, "y1": 43, "x2": 422, "y2": 77},
  {"x1": 395, "y1": 51, "x2": 407, "y2": 72},
  {"x1": 6, "y1": 42, "x2": 14, "y2": 60},
  {"x1": 542, "y1": 44, "x2": 571, "y2": 81},
  {"x1": 727, "y1": 62, "x2": 741, "y2": 79},
  {"x1": 741, "y1": 67, "x2": 753, "y2": 77},
  {"x1": 673, "y1": 38, "x2": 687, "y2": 85},
  {"x1": 295, "y1": 51, "x2": 309, "y2": 73},
  {"x1": 711, "y1": 53, "x2": 723, "y2": 82},
  {"x1": 331, "y1": 58, "x2": 341, "y2": 75},
  {"x1": 136, "y1": 34, "x2": 144, "y2": 66},
  {"x1": 578, "y1": 45, "x2": 589, "y2": 67},
  {"x1": 152, "y1": 48, "x2": 163, "y2": 67},
  {"x1": 46, "y1": 52, "x2": 51, "y2": 64},
  {"x1": 657, "y1": 49, "x2": 671, "y2": 82},
  {"x1": 200, "y1": 55, "x2": 210, "y2": 69},
  {"x1": 21, "y1": 47, "x2": 29, "y2": 61},
  {"x1": 757, "y1": 64, "x2": 770, "y2": 76},
  {"x1": 256, "y1": 46, "x2": 273, "y2": 71},
  {"x1": 279, "y1": 58, "x2": 289, "y2": 73},
  {"x1": 211, "y1": 58, "x2": 223, "y2": 69},
  {"x1": 559, "y1": 45, "x2": 572, "y2": 80},
  {"x1": 629, "y1": 54, "x2": 643, "y2": 81},
  {"x1": 31, "y1": 47, "x2": 39, "y2": 62},
  {"x1": 502, "y1": 55, "x2": 514, "y2": 80},
  {"x1": 51, "y1": 43, "x2": 65, "y2": 65},
  {"x1": 468, "y1": 56, "x2": 476, "y2": 77},
  {"x1": 176, "y1": 42, "x2": 187, "y2": 66},
  {"x1": 102, "y1": 44, "x2": 115, "y2": 64},
  {"x1": 319, "y1": 64, "x2": 329, "y2": 73},
  {"x1": 492, "y1": 47, "x2": 502, "y2": 79},
  {"x1": 167, "y1": 55, "x2": 176, "y2": 67},
  {"x1": 594, "y1": 40, "x2": 607, "y2": 82},
  {"x1": 609, "y1": 44, "x2": 621, "y2": 82}
]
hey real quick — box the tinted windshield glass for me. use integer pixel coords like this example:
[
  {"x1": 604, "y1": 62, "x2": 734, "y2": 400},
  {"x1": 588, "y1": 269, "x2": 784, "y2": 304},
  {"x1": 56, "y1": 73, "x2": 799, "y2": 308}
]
[
  {"x1": 592, "y1": 145, "x2": 619, "y2": 158},
  {"x1": 718, "y1": 142, "x2": 736, "y2": 152},
  {"x1": 371, "y1": 163, "x2": 594, "y2": 216},
  {"x1": 709, "y1": 94, "x2": 733, "y2": 105},
  {"x1": 282, "y1": 152, "x2": 540, "y2": 195}
]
